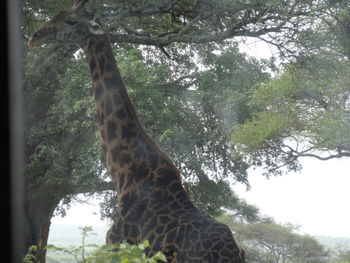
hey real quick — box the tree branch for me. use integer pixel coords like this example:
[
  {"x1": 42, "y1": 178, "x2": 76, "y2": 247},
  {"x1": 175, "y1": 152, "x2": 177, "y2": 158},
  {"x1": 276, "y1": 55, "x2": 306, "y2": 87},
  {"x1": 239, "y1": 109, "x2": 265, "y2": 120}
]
[{"x1": 63, "y1": 181, "x2": 115, "y2": 195}]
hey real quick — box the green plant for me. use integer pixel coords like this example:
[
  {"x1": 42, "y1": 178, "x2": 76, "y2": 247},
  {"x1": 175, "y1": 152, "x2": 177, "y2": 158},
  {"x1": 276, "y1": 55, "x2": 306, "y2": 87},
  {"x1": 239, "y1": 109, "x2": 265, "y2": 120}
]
[
  {"x1": 23, "y1": 245, "x2": 37, "y2": 263},
  {"x1": 86, "y1": 240, "x2": 166, "y2": 263},
  {"x1": 46, "y1": 226, "x2": 166, "y2": 263}
]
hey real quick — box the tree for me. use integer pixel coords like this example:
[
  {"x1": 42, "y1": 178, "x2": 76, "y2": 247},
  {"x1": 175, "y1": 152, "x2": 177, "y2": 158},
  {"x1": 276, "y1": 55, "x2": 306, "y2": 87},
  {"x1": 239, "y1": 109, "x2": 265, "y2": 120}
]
[
  {"x1": 231, "y1": 1, "x2": 350, "y2": 175},
  {"x1": 232, "y1": 48, "x2": 350, "y2": 175},
  {"x1": 219, "y1": 217, "x2": 329, "y2": 263},
  {"x1": 21, "y1": 0, "x2": 341, "y2": 261}
]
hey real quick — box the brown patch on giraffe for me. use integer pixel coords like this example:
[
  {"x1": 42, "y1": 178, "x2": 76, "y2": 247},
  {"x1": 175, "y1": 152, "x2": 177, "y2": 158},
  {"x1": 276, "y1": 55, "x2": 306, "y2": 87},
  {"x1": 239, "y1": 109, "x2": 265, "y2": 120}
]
[
  {"x1": 89, "y1": 57, "x2": 97, "y2": 72},
  {"x1": 105, "y1": 97, "x2": 113, "y2": 115},
  {"x1": 107, "y1": 120, "x2": 117, "y2": 142},
  {"x1": 110, "y1": 145, "x2": 128, "y2": 162},
  {"x1": 98, "y1": 56, "x2": 106, "y2": 75},
  {"x1": 88, "y1": 39, "x2": 95, "y2": 51},
  {"x1": 147, "y1": 153, "x2": 158, "y2": 170},
  {"x1": 121, "y1": 122, "x2": 137, "y2": 141},
  {"x1": 105, "y1": 62, "x2": 114, "y2": 72},
  {"x1": 104, "y1": 74, "x2": 120, "y2": 89},
  {"x1": 130, "y1": 161, "x2": 149, "y2": 183},
  {"x1": 119, "y1": 153, "x2": 132, "y2": 166},
  {"x1": 95, "y1": 40, "x2": 106, "y2": 54},
  {"x1": 113, "y1": 93, "x2": 123, "y2": 105},
  {"x1": 98, "y1": 111, "x2": 105, "y2": 125},
  {"x1": 94, "y1": 84, "x2": 103, "y2": 100},
  {"x1": 93, "y1": 72, "x2": 99, "y2": 81}
]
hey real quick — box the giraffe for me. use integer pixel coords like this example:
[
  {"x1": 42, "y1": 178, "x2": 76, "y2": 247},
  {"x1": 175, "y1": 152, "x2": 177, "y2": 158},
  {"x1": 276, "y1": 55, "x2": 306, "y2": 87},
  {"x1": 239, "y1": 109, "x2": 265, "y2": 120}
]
[{"x1": 28, "y1": 1, "x2": 246, "y2": 262}]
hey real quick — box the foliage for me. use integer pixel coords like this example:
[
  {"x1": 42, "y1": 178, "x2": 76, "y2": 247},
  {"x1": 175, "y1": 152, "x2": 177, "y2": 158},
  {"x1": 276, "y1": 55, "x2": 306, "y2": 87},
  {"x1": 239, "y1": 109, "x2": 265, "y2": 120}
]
[
  {"x1": 46, "y1": 227, "x2": 166, "y2": 263},
  {"x1": 23, "y1": 246, "x2": 38, "y2": 263},
  {"x1": 231, "y1": 2, "x2": 350, "y2": 175},
  {"x1": 218, "y1": 215, "x2": 330, "y2": 263}
]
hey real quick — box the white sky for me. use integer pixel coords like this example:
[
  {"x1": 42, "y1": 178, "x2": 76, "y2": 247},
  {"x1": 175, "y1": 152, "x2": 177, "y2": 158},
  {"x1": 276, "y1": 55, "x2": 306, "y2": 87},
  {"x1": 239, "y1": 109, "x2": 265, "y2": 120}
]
[
  {"x1": 233, "y1": 158, "x2": 350, "y2": 238},
  {"x1": 52, "y1": 38, "x2": 350, "y2": 238}
]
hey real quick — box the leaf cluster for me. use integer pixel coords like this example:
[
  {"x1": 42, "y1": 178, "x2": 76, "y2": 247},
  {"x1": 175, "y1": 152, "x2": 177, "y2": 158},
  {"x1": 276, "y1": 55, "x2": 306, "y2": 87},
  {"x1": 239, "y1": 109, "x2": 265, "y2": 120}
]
[{"x1": 45, "y1": 227, "x2": 166, "y2": 263}]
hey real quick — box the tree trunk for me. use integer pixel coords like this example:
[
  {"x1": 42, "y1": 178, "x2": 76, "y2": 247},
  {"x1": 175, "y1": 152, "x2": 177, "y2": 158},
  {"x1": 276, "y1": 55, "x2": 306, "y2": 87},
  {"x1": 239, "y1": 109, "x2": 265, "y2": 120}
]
[{"x1": 24, "y1": 187, "x2": 61, "y2": 263}]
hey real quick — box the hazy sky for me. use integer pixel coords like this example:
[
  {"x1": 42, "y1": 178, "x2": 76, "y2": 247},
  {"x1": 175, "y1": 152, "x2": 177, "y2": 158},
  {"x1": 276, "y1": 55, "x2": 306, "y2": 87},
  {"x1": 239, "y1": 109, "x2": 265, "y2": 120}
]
[{"x1": 233, "y1": 158, "x2": 350, "y2": 238}]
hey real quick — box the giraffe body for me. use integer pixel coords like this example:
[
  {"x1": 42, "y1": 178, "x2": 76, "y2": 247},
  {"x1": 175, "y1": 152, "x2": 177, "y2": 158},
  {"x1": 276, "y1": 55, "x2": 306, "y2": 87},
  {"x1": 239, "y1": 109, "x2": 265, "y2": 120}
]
[{"x1": 28, "y1": 1, "x2": 245, "y2": 262}]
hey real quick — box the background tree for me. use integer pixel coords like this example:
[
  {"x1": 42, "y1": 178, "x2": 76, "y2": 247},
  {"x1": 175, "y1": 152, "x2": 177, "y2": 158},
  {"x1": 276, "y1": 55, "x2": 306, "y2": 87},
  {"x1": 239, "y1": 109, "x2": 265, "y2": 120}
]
[
  {"x1": 21, "y1": 0, "x2": 344, "y2": 262},
  {"x1": 332, "y1": 246, "x2": 350, "y2": 263},
  {"x1": 231, "y1": 0, "x2": 350, "y2": 175},
  {"x1": 219, "y1": 215, "x2": 330, "y2": 263}
]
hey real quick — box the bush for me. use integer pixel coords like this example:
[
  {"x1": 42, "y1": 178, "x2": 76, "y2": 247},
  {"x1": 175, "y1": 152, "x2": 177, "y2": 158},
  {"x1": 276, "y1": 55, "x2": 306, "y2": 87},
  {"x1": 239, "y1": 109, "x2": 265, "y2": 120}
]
[{"x1": 24, "y1": 227, "x2": 166, "y2": 263}]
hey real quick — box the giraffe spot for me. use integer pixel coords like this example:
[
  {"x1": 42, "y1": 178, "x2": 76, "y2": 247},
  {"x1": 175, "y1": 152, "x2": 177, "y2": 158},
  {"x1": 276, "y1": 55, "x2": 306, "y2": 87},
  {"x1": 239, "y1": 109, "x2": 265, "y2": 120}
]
[
  {"x1": 165, "y1": 229, "x2": 177, "y2": 243},
  {"x1": 221, "y1": 248, "x2": 233, "y2": 258},
  {"x1": 119, "y1": 153, "x2": 131, "y2": 166},
  {"x1": 202, "y1": 240, "x2": 212, "y2": 250},
  {"x1": 98, "y1": 112, "x2": 105, "y2": 125},
  {"x1": 123, "y1": 224, "x2": 130, "y2": 236},
  {"x1": 122, "y1": 122, "x2": 137, "y2": 141},
  {"x1": 165, "y1": 221, "x2": 178, "y2": 232},
  {"x1": 147, "y1": 153, "x2": 158, "y2": 170},
  {"x1": 106, "y1": 97, "x2": 112, "y2": 115},
  {"x1": 92, "y1": 72, "x2": 99, "y2": 81},
  {"x1": 130, "y1": 162, "x2": 149, "y2": 182},
  {"x1": 124, "y1": 176, "x2": 135, "y2": 190},
  {"x1": 104, "y1": 74, "x2": 121, "y2": 89},
  {"x1": 105, "y1": 62, "x2": 114, "y2": 72},
  {"x1": 88, "y1": 39, "x2": 95, "y2": 51},
  {"x1": 148, "y1": 232, "x2": 156, "y2": 243},
  {"x1": 115, "y1": 108, "x2": 127, "y2": 119},
  {"x1": 113, "y1": 94, "x2": 123, "y2": 105},
  {"x1": 89, "y1": 57, "x2": 96, "y2": 72},
  {"x1": 134, "y1": 146, "x2": 146, "y2": 160},
  {"x1": 120, "y1": 192, "x2": 137, "y2": 214},
  {"x1": 192, "y1": 221, "x2": 201, "y2": 229},
  {"x1": 131, "y1": 139, "x2": 140, "y2": 149},
  {"x1": 95, "y1": 40, "x2": 106, "y2": 54},
  {"x1": 147, "y1": 217, "x2": 158, "y2": 231},
  {"x1": 126, "y1": 207, "x2": 141, "y2": 222},
  {"x1": 94, "y1": 84, "x2": 103, "y2": 100},
  {"x1": 156, "y1": 168, "x2": 178, "y2": 187},
  {"x1": 98, "y1": 56, "x2": 105, "y2": 75},
  {"x1": 155, "y1": 226, "x2": 164, "y2": 234},
  {"x1": 110, "y1": 145, "x2": 128, "y2": 162},
  {"x1": 138, "y1": 198, "x2": 149, "y2": 212},
  {"x1": 107, "y1": 121, "x2": 117, "y2": 142},
  {"x1": 130, "y1": 225, "x2": 138, "y2": 237},
  {"x1": 169, "y1": 201, "x2": 181, "y2": 211},
  {"x1": 157, "y1": 207, "x2": 171, "y2": 215},
  {"x1": 168, "y1": 182, "x2": 182, "y2": 193},
  {"x1": 176, "y1": 191, "x2": 189, "y2": 204},
  {"x1": 176, "y1": 252, "x2": 187, "y2": 262},
  {"x1": 159, "y1": 215, "x2": 172, "y2": 224}
]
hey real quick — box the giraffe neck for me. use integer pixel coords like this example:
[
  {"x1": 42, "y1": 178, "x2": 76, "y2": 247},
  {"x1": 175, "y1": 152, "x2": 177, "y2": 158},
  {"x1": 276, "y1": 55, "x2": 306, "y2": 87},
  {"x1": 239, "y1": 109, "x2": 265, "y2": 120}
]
[{"x1": 83, "y1": 34, "x2": 185, "y2": 200}]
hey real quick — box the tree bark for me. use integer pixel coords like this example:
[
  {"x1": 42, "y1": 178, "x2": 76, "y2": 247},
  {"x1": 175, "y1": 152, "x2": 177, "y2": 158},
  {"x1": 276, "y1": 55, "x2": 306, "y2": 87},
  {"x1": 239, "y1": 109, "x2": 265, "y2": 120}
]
[
  {"x1": 22, "y1": 181, "x2": 115, "y2": 263},
  {"x1": 23, "y1": 187, "x2": 61, "y2": 263}
]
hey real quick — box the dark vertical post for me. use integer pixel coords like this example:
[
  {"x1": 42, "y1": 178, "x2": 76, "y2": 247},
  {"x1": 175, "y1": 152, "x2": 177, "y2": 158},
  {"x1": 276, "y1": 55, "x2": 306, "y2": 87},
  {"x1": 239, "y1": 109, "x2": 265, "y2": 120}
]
[{"x1": 7, "y1": 0, "x2": 25, "y2": 262}]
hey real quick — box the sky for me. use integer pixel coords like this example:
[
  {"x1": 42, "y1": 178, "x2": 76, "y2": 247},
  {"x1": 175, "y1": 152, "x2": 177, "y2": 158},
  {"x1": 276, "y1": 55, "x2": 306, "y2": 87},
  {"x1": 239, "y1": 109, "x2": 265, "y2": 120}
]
[
  {"x1": 52, "y1": 38, "x2": 350, "y2": 238},
  {"x1": 233, "y1": 158, "x2": 350, "y2": 238}
]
